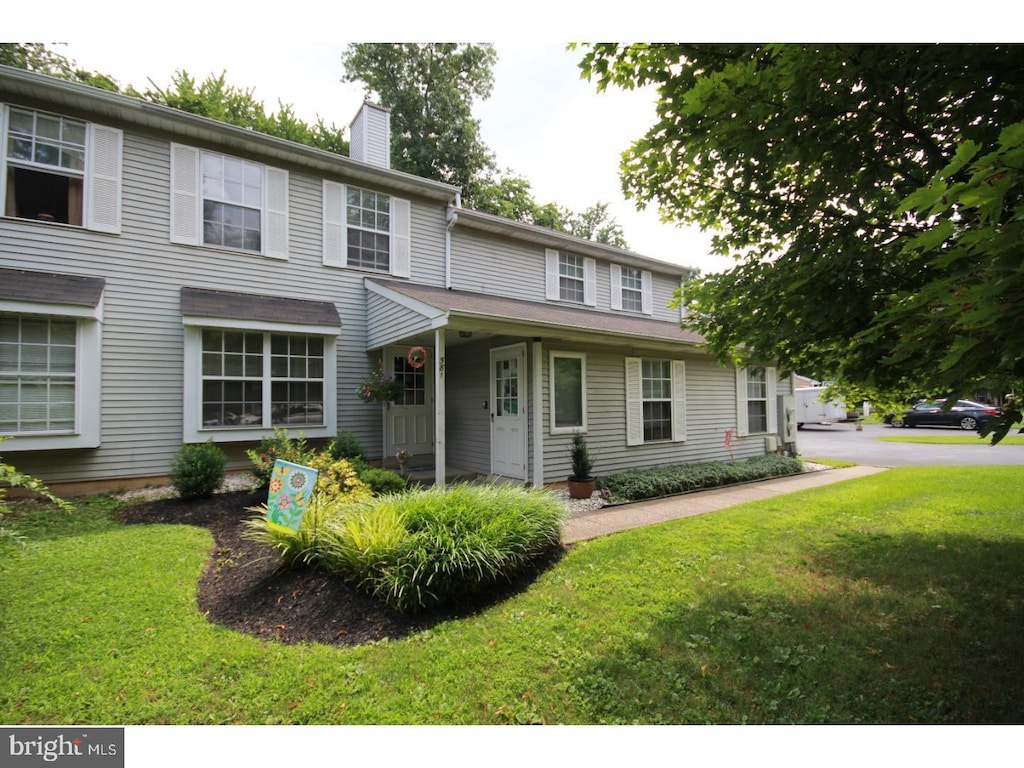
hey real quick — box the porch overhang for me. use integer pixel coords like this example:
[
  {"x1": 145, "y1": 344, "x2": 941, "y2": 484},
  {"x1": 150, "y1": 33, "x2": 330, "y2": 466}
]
[{"x1": 365, "y1": 278, "x2": 706, "y2": 353}]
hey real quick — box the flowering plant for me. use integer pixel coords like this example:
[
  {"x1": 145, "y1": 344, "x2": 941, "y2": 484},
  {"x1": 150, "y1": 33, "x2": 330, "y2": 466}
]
[{"x1": 357, "y1": 364, "x2": 405, "y2": 405}]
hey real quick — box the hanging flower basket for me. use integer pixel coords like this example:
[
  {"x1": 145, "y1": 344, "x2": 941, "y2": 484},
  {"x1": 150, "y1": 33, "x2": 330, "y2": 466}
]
[{"x1": 357, "y1": 364, "x2": 405, "y2": 405}]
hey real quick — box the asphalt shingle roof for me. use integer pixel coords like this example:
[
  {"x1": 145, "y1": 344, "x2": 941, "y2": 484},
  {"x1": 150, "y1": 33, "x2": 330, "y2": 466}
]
[
  {"x1": 180, "y1": 287, "x2": 340, "y2": 327},
  {"x1": 0, "y1": 267, "x2": 105, "y2": 307},
  {"x1": 368, "y1": 279, "x2": 704, "y2": 345}
]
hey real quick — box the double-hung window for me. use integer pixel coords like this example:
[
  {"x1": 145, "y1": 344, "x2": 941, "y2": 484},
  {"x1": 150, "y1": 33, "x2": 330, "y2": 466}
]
[
  {"x1": 625, "y1": 357, "x2": 686, "y2": 445},
  {"x1": 1, "y1": 104, "x2": 122, "y2": 233},
  {"x1": 550, "y1": 351, "x2": 586, "y2": 433},
  {"x1": 545, "y1": 249, "x2": 596, "y2": 306},
  {"x1": 322, "y1": 182, "x2": 411, "y2": 277},
  {"x1": 736, "y1": 366, "x2": 777, "y2": 436},
  {"x1": 170, "y1": 144, "x2": 288, "y2": 258},
  {"x1": 610, "y1": 264, "x2": 653, "y2": 314}
]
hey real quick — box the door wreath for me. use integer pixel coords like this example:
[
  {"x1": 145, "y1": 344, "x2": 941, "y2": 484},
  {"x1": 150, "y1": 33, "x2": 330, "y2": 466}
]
[{"x1": 407, "y1": 346, "x2": 428, "y2": 369}]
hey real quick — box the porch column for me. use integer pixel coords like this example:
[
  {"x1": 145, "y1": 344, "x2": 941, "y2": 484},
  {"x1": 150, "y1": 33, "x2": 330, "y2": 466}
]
[
  {"x1": 434, "y1": 328, "x2": 446, "y2": 488},
  {"x1": 531, "y1": 339, "x2": 544, "y2": 487}
]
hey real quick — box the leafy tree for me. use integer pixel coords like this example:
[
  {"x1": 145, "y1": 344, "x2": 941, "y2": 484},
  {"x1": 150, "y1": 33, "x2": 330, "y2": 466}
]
[
  {"x1": 129, "y1": 71, "x2": 348, "y2": 155},
  {"x1": 0, "y1": 43, "x2": 119, "y2": 91},
  {"x1": 341, "y1": 43, "x2": 498, "y2": 200},
  {"x1": 578, "y1": 43, "x2": 1024, "y2": 440}
]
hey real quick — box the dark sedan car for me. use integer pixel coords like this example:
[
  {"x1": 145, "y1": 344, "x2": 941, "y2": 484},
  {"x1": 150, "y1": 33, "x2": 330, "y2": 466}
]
[{"x1": 887, "y1": 399, "x2": 1002, "y2": 431}]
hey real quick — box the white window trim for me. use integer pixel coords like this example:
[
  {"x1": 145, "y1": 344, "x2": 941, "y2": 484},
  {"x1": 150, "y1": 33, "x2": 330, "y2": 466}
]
[
  {"x1": 549, "y1": 350, "x2": 587, "y2": 435},
  {"x1": 182, "y1": 319, "x2": 337, "y2": 443},
  {"x1": 322, "y1": 181, "x2": 411, "y2": 277},
  {"x1": 169, "y1": 143, "x2": 288, "y2": 259},
  {"x1": 0, "y1": 104, "x2": 122, "y2": 234},
  {"x1": 736, "y1": 365, "x2": 777, "y2": 437},
  {"x1": 545, "y1": 249, "x2": 596, "y2": 306},
  {"x1": 625, "y1": 357, "x2": 686, "y2": 446},
  {"x1": 610, "y1": 264, "x2": 653, "y2": 315},
  {"x1": 0, "y1": 298, "x2": 102, "y2": 451}
]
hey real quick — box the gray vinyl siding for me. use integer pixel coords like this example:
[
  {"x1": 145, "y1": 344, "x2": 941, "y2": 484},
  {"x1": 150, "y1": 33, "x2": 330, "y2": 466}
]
[
  {"x1": 538, "y1": 343, "x2": 764, "y2": 482},
  {"x1": 450, "y1": 228, "x2": 685, "y2": 323},
  {"x1": 365, "y1": 290, "x2": 434, "y2": 350},
  {"x1": 1, "y1": 130, "x2": 448, "y2": 485}
]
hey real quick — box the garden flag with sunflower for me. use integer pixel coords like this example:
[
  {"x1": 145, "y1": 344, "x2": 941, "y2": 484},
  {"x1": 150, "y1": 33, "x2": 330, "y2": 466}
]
[{"x1": 266, "y1": 459, "x2": 319, "y2": 530}]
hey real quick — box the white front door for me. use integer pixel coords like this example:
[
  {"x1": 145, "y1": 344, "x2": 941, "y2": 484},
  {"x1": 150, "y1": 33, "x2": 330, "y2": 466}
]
[
  {"x1": 490, "y1": 343, "x2": 527, "y2": 479},
  {"x1": 385, "y1": 347, "x2": 434, "y2": 458}
]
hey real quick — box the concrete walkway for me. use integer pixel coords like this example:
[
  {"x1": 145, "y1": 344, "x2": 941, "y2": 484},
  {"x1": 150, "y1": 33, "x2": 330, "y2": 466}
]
[{"x1": 562, "y1": 465, "x2": 888, "y2": 544}]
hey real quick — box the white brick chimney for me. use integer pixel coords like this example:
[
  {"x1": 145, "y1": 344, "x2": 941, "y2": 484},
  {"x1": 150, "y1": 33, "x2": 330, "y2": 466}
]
[{"x1": 349, "y1": 101, "x2": 391, "y2": 168}]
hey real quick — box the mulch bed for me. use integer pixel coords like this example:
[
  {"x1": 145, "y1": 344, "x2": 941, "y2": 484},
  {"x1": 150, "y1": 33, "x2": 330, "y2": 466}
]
[{"x1": 118, "y1": 490, "x2": 565, "y2": 647}]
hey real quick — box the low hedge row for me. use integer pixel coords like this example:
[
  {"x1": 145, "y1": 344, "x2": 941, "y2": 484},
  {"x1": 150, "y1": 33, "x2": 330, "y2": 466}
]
[{"x1": 599, "y1": 455, "x2": 805, "y2": 502}]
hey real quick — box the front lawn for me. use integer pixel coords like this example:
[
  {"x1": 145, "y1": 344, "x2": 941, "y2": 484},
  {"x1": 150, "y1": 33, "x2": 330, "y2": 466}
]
[{"x1": 2, "y1": 466, "x2": 1023, "y2": 724}]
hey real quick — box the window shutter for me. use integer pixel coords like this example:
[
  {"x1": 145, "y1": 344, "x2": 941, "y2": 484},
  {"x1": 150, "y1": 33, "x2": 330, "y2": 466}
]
[
  {"x1": 85, "y1": 123, "x2": 122, "y2": 234},
  {"x1": 766, "y1": 366, "x2": 778, "y2": 435},
  {"x1": 545, "y1": 249, "x2": 560, "y2": 300},
  {"x1": 736, "y1": 367, "x2": 749, "y2": 437},
  {"x1": 642, "y1": 270, "x2": 653, "y2": 315},
  {"x1": 610, "y1": 264, "x2": 622, "y2": 310},
  {"x1": 672, "y1": 360, "x2": 687, "y2": 442},
  {"x1": 264, "y1": 166, "x2": 289, "y2": 259},
  {"x1": 169, "y1": 143, "x2": 200, "y2": 246},
  {"x1": 584, "y1": 257, "x2": 597, "y2": 306},
  {"x1": 625, "y1": 357, "x2": 643, "y2": 446},
  {"x1": 390, "y1": 197, "x2": 411, "y2": 277},
  {"x1": 0, "y1": 105, "x2": 6, "y2": 214},
  {"x1": 322, "y1": 181, "x2": 347, "y2": 267}
]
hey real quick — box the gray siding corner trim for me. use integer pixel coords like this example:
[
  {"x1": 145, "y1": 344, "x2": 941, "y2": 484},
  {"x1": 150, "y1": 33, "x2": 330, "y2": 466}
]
[
  {"x1": 180, "y1": 287, "x2": 340, "y2": 329},
  {"x1": 0, "y1": 267, "x2": 105, "y2": 308}
]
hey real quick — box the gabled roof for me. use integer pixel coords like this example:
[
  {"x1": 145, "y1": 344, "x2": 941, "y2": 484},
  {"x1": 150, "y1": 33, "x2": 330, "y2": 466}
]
[{"x1": 366, "y1": 279, "x2": 704, "y2": 348}]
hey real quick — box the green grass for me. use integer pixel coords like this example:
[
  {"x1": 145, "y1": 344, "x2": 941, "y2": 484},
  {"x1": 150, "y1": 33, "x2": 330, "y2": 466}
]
[
  {"x1": 801, "y1": 457, "x2": 857, "y2": 468},
  {"x1": 877, "y1": 434, "x2": 1024, "y2": 446},
  {"x1": 3, "y1": 467, "x2": 1023, "y2": 724}
]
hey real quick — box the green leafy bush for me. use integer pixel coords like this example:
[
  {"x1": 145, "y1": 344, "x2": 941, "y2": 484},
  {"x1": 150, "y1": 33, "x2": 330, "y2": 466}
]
[
  {"x1": 356, "y1": 466, "x2": 408, "y2": 495},
  {"x1": 329, "y1": 430, "x2": 365, "y2": 461},
  {"x1": 1, "y1": 437, "x2": 75, "y2": 547},
  {"x1": 170, "y1": 440, "x2": 227, "y2": 499},
  {"x1": 246, "y1": 428, "x2": 315, "y2": 487},
  {"x1": 600, "y1": 455, "x2": 804, "y2": 502},
  {"x1": 247, "y1": 483, "x2": 566, "y2": 613}
]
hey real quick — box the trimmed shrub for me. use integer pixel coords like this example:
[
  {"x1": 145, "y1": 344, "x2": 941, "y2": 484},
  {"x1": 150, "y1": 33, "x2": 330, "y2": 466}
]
[
  {"x1": 600, "y1": 455, "x2": 804, "y2": 502},
  {"x1": 170, "y1": 440, "x2": 226, "y2": 499},
  {"x1": 246, "y1": 483, "x2": 566, "y2": 613},
  {"x1": 357, "y1": 466, "x2": 408, "y2": 495},
  {"x1": 329, "y1": 430, "x2": 365, "y2": 461},
  {"x1": 304, "y1": 454, "x2": 373, "y2": 501}
]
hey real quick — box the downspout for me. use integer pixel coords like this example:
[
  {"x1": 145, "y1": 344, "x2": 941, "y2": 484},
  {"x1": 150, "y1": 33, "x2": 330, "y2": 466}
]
[{"x1": 445, "y1": 192, "x2": 461, "y2": 290}]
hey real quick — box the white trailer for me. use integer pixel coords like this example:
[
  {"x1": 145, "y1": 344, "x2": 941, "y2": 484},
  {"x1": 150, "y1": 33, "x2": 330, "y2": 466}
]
[{"x1": 795, "y1": 386, "x2": 849, "y2": 428}]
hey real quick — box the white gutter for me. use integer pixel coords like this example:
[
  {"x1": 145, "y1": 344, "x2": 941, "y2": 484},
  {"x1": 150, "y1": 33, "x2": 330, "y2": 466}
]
[{"x1": 445, "y1": 193, "x2": 461, "y2": 290}]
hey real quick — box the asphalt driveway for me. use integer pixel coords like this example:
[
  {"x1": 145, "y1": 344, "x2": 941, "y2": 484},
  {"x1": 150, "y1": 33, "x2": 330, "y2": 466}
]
[{"x1": 795, "y1": 422, "x2": 1024, "y2": 467}]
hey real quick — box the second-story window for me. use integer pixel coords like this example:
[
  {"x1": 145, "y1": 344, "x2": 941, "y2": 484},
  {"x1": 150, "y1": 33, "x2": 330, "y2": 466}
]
[
  {"x1": 2, "y1": 105, "x2": 122, "y2": 233},
  {"x1": 559, "y1": 253, "x2": 585, "y2": 303},
  {"x1": 202, "y1": 152, "x2": 263, "y2": 253},
  {"x1": 169, "y1": 143, "x2": 288, "y2": 259},
  {"x1": 620, "y1": 266, "x2": 644, "y2": 312},
  {"x1": 346, "y1": 186, "x2": 390, "y2": 271}
]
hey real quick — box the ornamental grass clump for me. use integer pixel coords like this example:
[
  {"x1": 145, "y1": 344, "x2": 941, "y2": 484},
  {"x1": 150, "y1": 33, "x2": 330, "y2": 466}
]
[
  {"x1": 247, "y1": 483, "x2": 566, "y2": 613},
  {"x1": 322, "y1": 484, "x2": 566, "y2": 612}
]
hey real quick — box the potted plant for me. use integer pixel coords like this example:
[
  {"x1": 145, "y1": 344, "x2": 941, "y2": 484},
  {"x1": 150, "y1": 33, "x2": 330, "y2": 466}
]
[{"x1": 567, "y1": 431, "x2": 596, "y2": 499}]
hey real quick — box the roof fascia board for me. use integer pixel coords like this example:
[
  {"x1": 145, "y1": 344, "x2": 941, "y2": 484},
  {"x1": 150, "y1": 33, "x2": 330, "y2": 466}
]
[
  {"x1": 365, "y1": 279, "x2": 449, "y2": 321},
  {"x1": 453, "y1": 207, "x2": 697, "y2": 277},
  {"x1": 0, "y1": 66, "x2": 458, "y2": 202}
]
